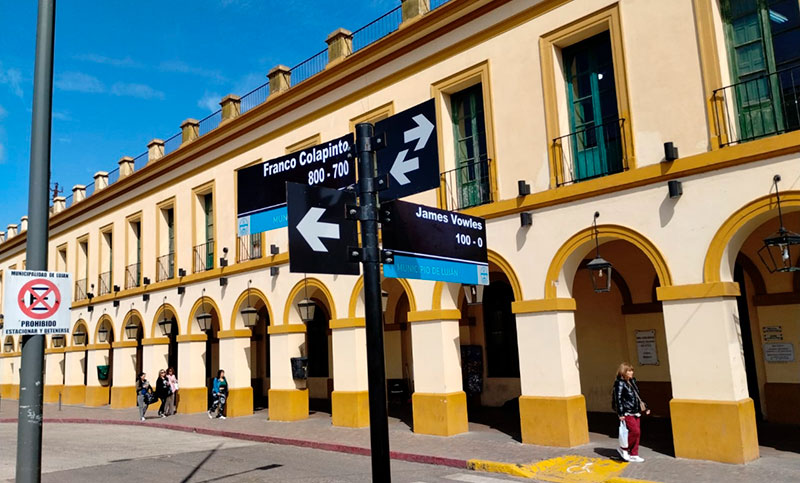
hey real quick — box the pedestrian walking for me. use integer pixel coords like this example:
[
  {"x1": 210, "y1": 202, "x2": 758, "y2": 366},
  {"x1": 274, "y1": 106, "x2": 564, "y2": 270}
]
[
  {"x1": 136, "y1": 373, "x2": 153, "y2": 422},
  {"x1": 165, "y1": 367, "x2": 179, "y2": 416},
  {"x1": 612, "y1": 362, "x2": 650, "y2": 462},
  {"x1": 155, "y1": 369, "x2": 171, "y2": 417},
  {"x1": 208, "y1": 369, "x2": 229, "y2": 419}
]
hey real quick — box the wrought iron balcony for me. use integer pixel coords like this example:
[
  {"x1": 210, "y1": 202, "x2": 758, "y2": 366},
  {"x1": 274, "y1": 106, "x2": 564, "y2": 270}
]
[
  {"x1": 237, "y1": 233, "x2": 262, "y2": 263},
  {"x1": 713, "y1": 66, "x2": 800, "y2": 147},
  {"x1": 440, "y1": 157, "x2": 493, "y2": 211},
  {"x1": 125, "y1": 262, "x2": 141, "y2": 289},
  {"x1": 74, "y1": 278, "x2": 88, "y2": 301},
  {"x1": 157, "y1": 253, "x2": 174, "y2": 282},
  {"x1": 97, "y1": 271, "x2": 112, "y2": 296},
  {"x1": 552, "y1": 117, "x2": 628, "y2": 186},
  {"x1": 193, "y1": 240, "x2": 214, "y2": 273}
]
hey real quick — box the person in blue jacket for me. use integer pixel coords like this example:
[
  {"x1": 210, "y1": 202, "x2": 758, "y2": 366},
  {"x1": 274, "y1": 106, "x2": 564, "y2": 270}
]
[
  {"x1": 208, "y1": 369, "x2": 229, "y2": 419},
  {"x1": 136, "y1": 372, "x2": 153, "y2": 422}
]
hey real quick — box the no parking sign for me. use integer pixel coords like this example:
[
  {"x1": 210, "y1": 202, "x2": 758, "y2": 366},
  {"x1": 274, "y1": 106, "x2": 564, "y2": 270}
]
[{"x1": 3, "y1": 270, "x2": 71, "y2": 335}]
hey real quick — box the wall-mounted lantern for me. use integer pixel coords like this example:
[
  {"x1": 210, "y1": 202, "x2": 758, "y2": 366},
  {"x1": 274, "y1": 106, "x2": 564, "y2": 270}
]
[
  {"x1": 586, "y1": 211, "x2": 613, "y2": 293},
  {"x1": 758, "y1": 175, "x2": 800, "y2": 274},
  {"x1": 196, "y1": 289, "x2": 213, "y2": 331},
  {"x1": 241, "y1": 280, "x2": 258, "y2": 328}
]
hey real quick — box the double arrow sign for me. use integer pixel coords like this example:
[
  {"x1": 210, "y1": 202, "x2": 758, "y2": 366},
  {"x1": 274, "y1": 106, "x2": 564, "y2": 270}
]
[{"x1": 288, "y1": 99, "x2": 441, "y2": 274}]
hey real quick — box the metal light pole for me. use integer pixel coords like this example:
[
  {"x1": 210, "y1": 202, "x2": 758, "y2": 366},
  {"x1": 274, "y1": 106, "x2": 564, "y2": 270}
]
[
  {"x1": 355, "y1": 122, "x2": 391, "y2": 481},
  {"x1": 17, "y1": 0, "x2": 56, "y2": 481}
]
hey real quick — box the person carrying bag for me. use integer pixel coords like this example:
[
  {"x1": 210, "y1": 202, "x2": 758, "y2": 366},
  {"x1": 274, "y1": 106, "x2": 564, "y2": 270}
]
[{"x1": 612, "y1": 362, "x2": 650, "y2": 463}]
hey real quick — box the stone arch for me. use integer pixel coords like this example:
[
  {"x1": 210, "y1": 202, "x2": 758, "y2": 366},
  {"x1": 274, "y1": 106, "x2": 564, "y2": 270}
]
[
  {"x1": 93, "y1": 314, "x2": 115, "y2": 344},
  {"x1": 150, "y1": 303, "x2": 181, "y2": 339},
  {"x1": 187, "y1": 295, "x2": 222, "y2": 334},
  {"x1": 122, "y1": 309, "x2": 145, "y2": 341},
  {"x1": 283, "y1": 277, "x2": 336, "y2": 325},
  {"x1": 704, "y1": 191, "x2": 800, "y2": 283},
  {"x1": 432, "y1": 249, "x2": 524, "y2": 310},
  {"x1": 230, "y1": 286, "x2": 273, "y2": 330},
  {"x1": 70, "y1": 319, "x2": 89, "y2": 347},
  {"x1": 348, "y1": 275, "x2": 417, "y2": 318},
  {"x1": 545, "y1": 224, "x2": 673, "y2": 299}
]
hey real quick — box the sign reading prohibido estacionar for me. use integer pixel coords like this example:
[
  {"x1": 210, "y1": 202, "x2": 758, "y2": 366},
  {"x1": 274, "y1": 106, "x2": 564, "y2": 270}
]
[
  {"x1": 382, "y1": 200, "x2": 489, "y2": 285},
  {"x1": 2, "y1": 270, "x2": 72, "y2": 335},
  {"x1": 237, "y1": 133, "x2": 356, "y2": 236}
]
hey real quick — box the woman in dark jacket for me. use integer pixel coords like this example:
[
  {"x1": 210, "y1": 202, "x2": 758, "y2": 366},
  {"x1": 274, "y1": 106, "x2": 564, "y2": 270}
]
[
  {"x1": 612, "y1": 362, "x2": 650, "y2": 462},
  {"x1": 155, "y1": 369, "x2": 172, "y2": 418},
  {"x1": 136, "y1": 373, "x2": 152, "y2": 422}
]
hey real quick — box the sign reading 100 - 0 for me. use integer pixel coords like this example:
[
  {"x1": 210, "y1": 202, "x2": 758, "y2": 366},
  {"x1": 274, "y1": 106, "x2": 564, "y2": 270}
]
[{"x1": 237, "y1": 133, "x2": 355, "y2": 236}]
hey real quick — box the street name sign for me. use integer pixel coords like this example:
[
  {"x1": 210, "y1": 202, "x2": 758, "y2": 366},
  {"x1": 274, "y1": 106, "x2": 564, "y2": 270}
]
[
  {"x1": 2, "y1": 270, "x2": 72, "y2": 335},
  {"x1": 287, "y1": 182, "x2": 360, "y2": 275},
  {"x1": 237, "y1": 133, "x2": 355, "y2": 236},
  {"x1": 382, "y1": 200, "x2": 489, "y2": 285},
  {"x1": 375, "y1": 99, "x2": 439, "y2": 202}
]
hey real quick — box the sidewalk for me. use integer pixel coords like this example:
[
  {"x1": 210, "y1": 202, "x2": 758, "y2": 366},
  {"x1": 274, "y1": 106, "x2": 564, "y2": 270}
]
[{"x1": 1, "y1": 399, "x2": 798, "y2": 483}]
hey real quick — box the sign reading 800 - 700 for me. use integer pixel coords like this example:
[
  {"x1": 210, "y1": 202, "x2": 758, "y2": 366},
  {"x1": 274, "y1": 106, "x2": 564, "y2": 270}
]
[{"x1": 236, "y1": 133, "x2": 355, "y2": 236}]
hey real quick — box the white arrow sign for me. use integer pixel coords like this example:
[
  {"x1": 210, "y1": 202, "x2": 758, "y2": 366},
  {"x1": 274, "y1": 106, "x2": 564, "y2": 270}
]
[
  {"x1": 389, "y1": 149, "x2": 419, "y2": 186},
  {"x1": 403, "y1": 113, "x2": 434, "y2": 151},
  {"x1": 296, "y1": 207, "x2": 340, "y2": 252}
]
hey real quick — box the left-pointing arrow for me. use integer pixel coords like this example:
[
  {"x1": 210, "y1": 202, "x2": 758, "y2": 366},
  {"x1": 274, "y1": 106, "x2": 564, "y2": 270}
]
[
  {"x1": 389, "y1": 149, "x2": 419, "y2": 186},
  {"x1": 403, "y1": 113, "x2": 434, "y2": 151},
  {"x1": 296, "y1": 207, "x2": 340, "y2": 252}
]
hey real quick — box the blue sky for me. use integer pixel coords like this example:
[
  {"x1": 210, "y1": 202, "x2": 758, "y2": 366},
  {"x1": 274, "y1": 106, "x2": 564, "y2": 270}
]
[{"x1": 0, "y1": 0, "x2": 398, "y2": 231}]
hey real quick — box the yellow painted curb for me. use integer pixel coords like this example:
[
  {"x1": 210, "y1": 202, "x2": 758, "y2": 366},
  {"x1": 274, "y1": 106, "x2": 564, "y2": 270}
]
[{"x1": 468, "y1": 455, "x2": 662, "y2": 483}]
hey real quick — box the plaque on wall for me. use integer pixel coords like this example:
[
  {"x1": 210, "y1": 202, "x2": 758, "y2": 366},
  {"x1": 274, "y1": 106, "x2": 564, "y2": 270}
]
[
  {"x1": 763, "y1": 343, "x2": 795, "y2": 363},
  {"x1": 635, "y1": 329, "x2": 659, "y2": 366}
]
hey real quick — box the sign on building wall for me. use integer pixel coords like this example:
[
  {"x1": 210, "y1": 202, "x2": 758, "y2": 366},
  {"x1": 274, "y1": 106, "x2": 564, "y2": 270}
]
[
  {"x1": 762, "y1": 325, "x2": 783, "y2": 342},
  {"x1": 635, "y1": 329, "x2": 659, "y2": 366},
  {"x1": 236, "y1": 133, "x2": 356, "y2": 235},
  {"x1": 763, "y1": 343, "x2": 795, "y2": 363},
  {"x1": 2, "y1": 270, "x2": 72, "y2": 335}
]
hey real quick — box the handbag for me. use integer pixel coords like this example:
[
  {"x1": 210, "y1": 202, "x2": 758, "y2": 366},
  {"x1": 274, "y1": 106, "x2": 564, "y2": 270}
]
[
  {"x1": 144, "y1": 391, "x2": 158, "y2": 405},
  {"x1": 618, "y1": 420, "x2": 629, "y2": 448},
  {"x1": 631, "y1": 382, "x2": 647, "y2": 413}
]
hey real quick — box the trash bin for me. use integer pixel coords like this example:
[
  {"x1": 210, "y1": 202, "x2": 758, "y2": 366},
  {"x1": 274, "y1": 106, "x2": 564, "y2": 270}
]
[
  {"x1": 290, "y1": 357, "x2": 308, "y2": 380},
  {"x1": 97, "y1": 365, "x2": 110, "y2": 381}
]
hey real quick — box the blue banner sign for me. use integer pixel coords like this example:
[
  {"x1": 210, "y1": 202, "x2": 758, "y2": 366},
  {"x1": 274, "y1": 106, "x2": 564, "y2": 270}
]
[{"x1": 237, "y1": 133, "x2": 355, "y2": 235}]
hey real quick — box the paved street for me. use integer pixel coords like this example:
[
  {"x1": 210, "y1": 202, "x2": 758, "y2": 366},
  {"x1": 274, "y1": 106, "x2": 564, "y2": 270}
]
[{"x1": 0, "y1": 423, "x2": 530, "y2": 483}]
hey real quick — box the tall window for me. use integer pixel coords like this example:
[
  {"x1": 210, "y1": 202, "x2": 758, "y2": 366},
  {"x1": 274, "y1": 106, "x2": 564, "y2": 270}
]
[
  {"x1": 157, "y1": 205, "x2": 175, "y2": 282},
  {"x1": 76, "y1": 239, "x2": 89, "y2": 300},
  {"x1": 166, "y1": 207, "x2": 174, "y2": 278},
  {"x1": 57, "y1": 245, "x2": 67, "y2": 272},
  {"x1": 723, "y1": 0, "x2": 800, "y2": 140},
  {"x1": 562, "y1": 31, "x2": 623, "y2": 182},
  {"x1": 126, "y1": 218, "x2": 141, "y2": 289},
  {"x1": 450, "y1": 84, "x2": 490, "y2": 209},
  {"x1": 99, "y1": 230, "x2": 113, "y2": 295},
  {"x1": 204, "y1": 193, "x2": 214, "y2": 270}
]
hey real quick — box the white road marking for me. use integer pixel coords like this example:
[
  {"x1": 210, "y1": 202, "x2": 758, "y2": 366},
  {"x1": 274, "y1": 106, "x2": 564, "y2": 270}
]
[{"x1": 444, "y1": 473, "x2": 517, "y2": 482}]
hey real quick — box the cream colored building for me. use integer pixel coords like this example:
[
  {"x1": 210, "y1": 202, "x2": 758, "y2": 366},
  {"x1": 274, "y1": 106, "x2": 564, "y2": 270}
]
[{"x1": 2, "y1": 0, "x2": 800, "y2": 465}]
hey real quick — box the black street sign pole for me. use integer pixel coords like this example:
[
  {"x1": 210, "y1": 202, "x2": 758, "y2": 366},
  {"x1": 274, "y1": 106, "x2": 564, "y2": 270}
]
[
  {"x1": 355, "y1": 122, "x2": 391, "y2": 482},
  {"x1": 17, "y1": 0, "x2": 55, "y2": 481}
]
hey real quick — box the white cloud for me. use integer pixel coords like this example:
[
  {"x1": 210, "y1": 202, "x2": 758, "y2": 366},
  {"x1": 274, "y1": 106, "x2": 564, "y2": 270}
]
[
  {"x1": 52, "y1": 111, "x2": 71, "y2": 121},
  {"x1": 159, "y1": 60, "x2": 227, "y2": 83},
  {"x1": 110, "y1": 82, "x2": 165, "y2": 100},
  {"x1": 0, "y1": 63, "x2": 24, "y2": 97},
  {"x1": 197, "y1": 91, "x2": 222, "y2": 112},
  {"x1": 73, "y1": 53, "x2": 142, "y2": 68},
  {"x1": 55, "y1": 71, "x2": 105, "y2": 93}
]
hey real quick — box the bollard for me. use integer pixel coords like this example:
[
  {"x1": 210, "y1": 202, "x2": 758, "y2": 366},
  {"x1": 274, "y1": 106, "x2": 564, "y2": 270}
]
[{"x1": 58, "y1": 392, "x2": 61, "y2": 411}]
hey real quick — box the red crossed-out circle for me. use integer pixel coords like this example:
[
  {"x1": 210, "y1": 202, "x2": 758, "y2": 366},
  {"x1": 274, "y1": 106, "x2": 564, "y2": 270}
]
[{"x1": 18, "y1": 279, "x2": 61, "y2": 319}]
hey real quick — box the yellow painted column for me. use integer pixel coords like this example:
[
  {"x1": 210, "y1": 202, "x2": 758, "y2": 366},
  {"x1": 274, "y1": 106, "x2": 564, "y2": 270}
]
[
  {"x1": 43, "y1": 348, "x2": 66, "y2": 403},
  {"x1": 218, "y1": 330, "x2": 254, "y2": 418},
  {"x1": 408, "y1": 310, "x2": 468, "y2": 436},
  {"x1": 85, "y1": 343, "x2": 111, "y2": 406},
  {"x1": 177, "y1": 334, "x2": 209, "y2": 414},
  {"x1": 330, "y1": 318, "x2": 369, "y2": 428},
  {"x1": 512, "y1": 298, "x2": 589, "y2": 447},
  {"x1": 62, "y1": 346, "x2": 87, "y2": 405},
  {"x1": 267, "y1": 324, "x2": 309, "y2": 421},
  {"x1": 110, "y1": 341, "x2": 138, "y2": 408},
  {"x1": 658, "y1": 283, "x2": 759, "y2": 464}
]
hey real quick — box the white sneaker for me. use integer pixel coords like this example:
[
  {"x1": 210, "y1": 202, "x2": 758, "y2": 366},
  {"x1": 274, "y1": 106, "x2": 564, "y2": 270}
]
[
  {"x1": 140, "y1": 417, "x2": 145, "y2": 422},
  {"x1": 160, "y1": 413, "x2": 166, "y2": 418},
  {"x1": 207, "y1": 410, "x2": 214, "y2": 419},
  {"x1": 629, "y1": 455, "x2": 644, "y2": 462},
  {"x1": 218, "y1": 415, "x2": 226, "y2": 420},
  {"x1": 617, "y1": 447, "x2": 630, "y2": 462}
]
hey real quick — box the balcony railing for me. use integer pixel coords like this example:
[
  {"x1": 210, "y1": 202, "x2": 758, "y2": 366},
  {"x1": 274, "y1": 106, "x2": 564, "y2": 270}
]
[
  {"x1": 75, "y1": 278, "x2": 88, "y2": 301},
  {"x1": 193, "y1": 240, "x2": 215, "y2": 273},
  {"x1": 157, "y1": 253, "x2": 174, "y2": 282},
  {"x1": 125, "y1": 262, "x2": 141, "y2": 289},
  {"x1": 97, "y1": 271, "x2": 112, "y2": 296},
  {"x1": 238, "y1": 233, "x2": 263, "y2": 263},
  {"x1": 713, "y1": 66, "x2": 800, "y2": 147},
  {"x1": 441, "y1": 157, "x2": 493, "y2": 211},
  {"x1": 552, "y1": 117, "x2": 627, "y2": 186}
]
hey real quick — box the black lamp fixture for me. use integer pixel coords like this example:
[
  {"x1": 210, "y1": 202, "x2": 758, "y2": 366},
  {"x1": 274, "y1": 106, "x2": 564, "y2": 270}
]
[
  {"x1": 157, "y1": 297, "x2": 173, "y2": 336},
  {"x1": 0, "y1": 314, "x2": 4, "y2": 330},
  {"x1": 270, "y1": 244, "x2": 280, "y2": 255},
  {"x1": 758, "y1": 175, "x2": 800, "y2": 273},
  {"x1": 196, "y1": 288, "x2": 213, "y2": 331},
  {"x1": 98, "y1": 325, "x2": 109, "y2": 343},
  {"x1": 219, "y1": 277, "x2": 228, "y2": 287},
  {"x1": 517, "y1": 180, "x2": 531, "y2": 196},
  {"x1": 113, "y1": 299, "x2": 120, "y2": 308},
  {"x1": 87, "y1": 284, "x2": 95, "y2": 300},
  {"x1": 73, "y1": 328, "x2": 87, "y2": 346},
  {"x1": 125, "y1": 319, "x2": 139, "y2": 340},
  {"x1": 241, "y1": 280, "x2": 258, "y2": 328},
  {"x1": 297, "y1": 276, "x2": 316, "y2": 323},
  {"x1": 586, "y1": 211, "x2": 613, "y2": 293},
  {"x1": 270, "y1": 266, "x2": 280, "y2": 276},
  {"x1": 177, "y1": 286, "x2": 185, "y2": 295},
  {"x1": 113, "y1": 285, "x2": 120, "y2": 293},
  {"x1": 464, "y1": 284, "x2": 485, "y2": 305},
  {"x1": 219, "y1": 247, "x2": 229, "y2": 267},
  {"x1": 664, "y1": 142, "x2": 679, "y2": 162},
  {"x1": 142, "y1": 293, "x2": 150, "y2": 302},
  {"x1": 381, "y1": 290, "x2": 389, "y2": 312},
  {"x1": 52, "y1": 335, "x2": 65, "y2": 348},
  {"x1": 178, "y1": 268, "x2": 186, "y2": 277},
  {"x1": 143, "y1": 277, "x2": 151, "y2": 286},
  {"x1": 520, "y1": 212, "x2": 533, "y2": 227},
  {"x1": 3, "y1": 339, "x2": 13, "y2": 353}
]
